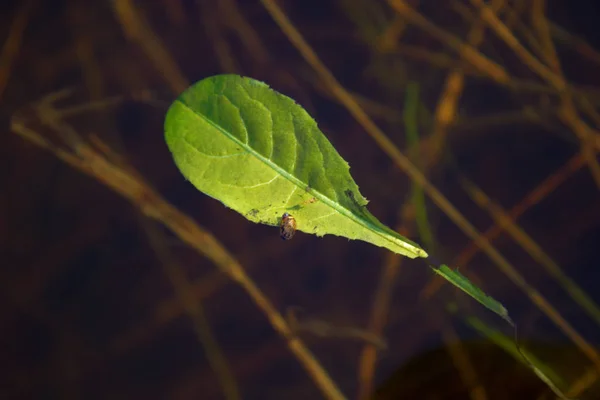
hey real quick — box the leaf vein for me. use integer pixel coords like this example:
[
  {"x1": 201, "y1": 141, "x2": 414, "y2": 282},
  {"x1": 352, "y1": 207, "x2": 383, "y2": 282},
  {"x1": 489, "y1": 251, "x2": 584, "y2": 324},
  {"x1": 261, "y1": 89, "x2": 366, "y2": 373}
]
[
  {"x1": 182, "y1": 137, "x2": 245, "y2": 159},
  {"x1": 238, "y1": 85, "x2": 275, "y2": 160},
  {"x1": 231, "y1": 174, "x2": 279, "y2": 189}
]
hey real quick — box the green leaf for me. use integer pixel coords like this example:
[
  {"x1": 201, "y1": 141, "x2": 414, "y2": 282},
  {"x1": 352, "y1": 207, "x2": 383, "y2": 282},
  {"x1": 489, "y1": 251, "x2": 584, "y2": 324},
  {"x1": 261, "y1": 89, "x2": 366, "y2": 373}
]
[
  {"x1": 462, "y1": 314, "x2": 571, "y2": 399},
  {"x1": 403, "y1": 82, "x2": 434, "y2": 252},
  {"x1": 433, "y1": 265, "x2": 513, "y2": 325},
  {"x1": 446, "y1": 304, "x2": 573, "y2": 400},
  {"x1": 164, "y1": 74, "x2": 427, "y2": 258}
]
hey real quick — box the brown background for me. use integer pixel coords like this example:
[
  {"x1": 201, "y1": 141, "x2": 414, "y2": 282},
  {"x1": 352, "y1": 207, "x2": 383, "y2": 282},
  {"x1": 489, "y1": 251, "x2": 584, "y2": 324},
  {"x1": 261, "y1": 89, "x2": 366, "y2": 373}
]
[{"x1": 2, "y1": 0, "x2": 600, "y2": 399}]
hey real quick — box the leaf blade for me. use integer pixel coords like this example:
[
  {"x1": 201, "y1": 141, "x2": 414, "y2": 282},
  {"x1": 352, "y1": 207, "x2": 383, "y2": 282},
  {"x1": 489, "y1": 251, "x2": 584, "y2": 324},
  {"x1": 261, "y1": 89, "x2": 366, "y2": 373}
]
[
  {"x1": 433, "y1": 264, "x2": 513, "y2": 325},
  {"x1": 165, "y1": 74, "x2": 427, "y2": 258}
]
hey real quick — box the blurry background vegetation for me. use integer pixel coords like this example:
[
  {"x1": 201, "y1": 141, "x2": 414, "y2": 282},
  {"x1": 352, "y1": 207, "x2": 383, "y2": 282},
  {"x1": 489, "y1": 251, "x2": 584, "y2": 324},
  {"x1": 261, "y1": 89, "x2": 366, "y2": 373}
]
[{"x1": 3, "y1": 0, "x2": 600, "y2": 399}]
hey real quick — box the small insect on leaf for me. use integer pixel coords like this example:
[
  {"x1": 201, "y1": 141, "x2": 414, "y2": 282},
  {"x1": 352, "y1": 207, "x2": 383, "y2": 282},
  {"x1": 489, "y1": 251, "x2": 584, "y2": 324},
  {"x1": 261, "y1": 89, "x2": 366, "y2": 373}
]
[{"x1": 280, "y1": 212, "x2": 297, "y2": 240}]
